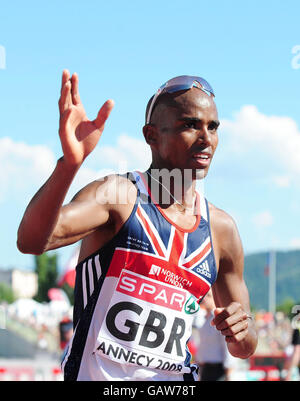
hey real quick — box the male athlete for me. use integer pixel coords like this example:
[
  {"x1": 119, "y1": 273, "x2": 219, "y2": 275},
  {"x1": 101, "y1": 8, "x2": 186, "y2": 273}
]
[{"x1": 17, "y1": 70, "x2": 257, "y2": 381}]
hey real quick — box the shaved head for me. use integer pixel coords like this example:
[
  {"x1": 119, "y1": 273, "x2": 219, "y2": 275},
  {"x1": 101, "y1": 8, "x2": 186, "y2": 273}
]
[
  {"x1": 145, "y1": 92, "x2": 179, "y2": 125},
  {"x1": 145, "y1": 88, "x2": 217, "y2": 127}
]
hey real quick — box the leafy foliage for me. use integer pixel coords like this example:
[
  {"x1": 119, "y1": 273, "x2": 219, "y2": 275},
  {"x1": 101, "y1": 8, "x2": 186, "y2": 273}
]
[
  {"x1": 0, "y1": 282, "x2": 15, "y2": 303},
  {"x1": 33, "y1": 253, "x2": 59, "y2": 303}
]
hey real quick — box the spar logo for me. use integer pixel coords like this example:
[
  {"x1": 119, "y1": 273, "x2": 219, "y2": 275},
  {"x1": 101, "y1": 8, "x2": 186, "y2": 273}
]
[{"x1": 117, "y1": 270, "x2": 186, "y2": 311}]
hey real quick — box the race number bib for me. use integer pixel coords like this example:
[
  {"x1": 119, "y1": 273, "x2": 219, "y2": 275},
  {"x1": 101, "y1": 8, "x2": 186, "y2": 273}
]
[{"x1": 94, "y1": 269, "x2": 197, "y2": 374}]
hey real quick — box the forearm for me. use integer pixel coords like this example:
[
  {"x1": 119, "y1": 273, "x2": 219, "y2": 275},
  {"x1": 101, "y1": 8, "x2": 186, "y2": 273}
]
[{"x1": 17, "y1": 156, "x2": 81, "y2": 254}]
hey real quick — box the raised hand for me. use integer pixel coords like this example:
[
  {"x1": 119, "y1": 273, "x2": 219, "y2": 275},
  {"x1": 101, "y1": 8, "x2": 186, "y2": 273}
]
[{"x1": 58, "y1": 69, "x2": 114, "y2": 167}]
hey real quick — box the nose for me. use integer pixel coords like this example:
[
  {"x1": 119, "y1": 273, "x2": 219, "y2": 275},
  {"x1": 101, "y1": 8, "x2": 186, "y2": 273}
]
[{"x1": 196, "y1": 126, "x2": 212, "y2": 147}]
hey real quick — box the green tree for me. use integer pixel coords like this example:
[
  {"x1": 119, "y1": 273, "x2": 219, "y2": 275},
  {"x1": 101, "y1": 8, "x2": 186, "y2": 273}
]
[
  {"x1": 34, "y1": 253, "x2": 59, "y2": 303},
  {"x1": 276, "y1": 297, "x2": 297, "y2": 319},
  {"x1": 0, "y1": 282, "x2": 15, "y2": 303}
]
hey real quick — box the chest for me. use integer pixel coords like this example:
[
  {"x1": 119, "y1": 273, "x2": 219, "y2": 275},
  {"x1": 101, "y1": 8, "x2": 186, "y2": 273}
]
[{"x1": 111, "y1": 202, "x2": 218, "y2": 297}]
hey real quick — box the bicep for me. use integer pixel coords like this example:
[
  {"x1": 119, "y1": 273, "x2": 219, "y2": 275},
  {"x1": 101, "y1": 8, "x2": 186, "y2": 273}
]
[{"x1": 45, "y1": 181, "x2": 111, "y2": 250}]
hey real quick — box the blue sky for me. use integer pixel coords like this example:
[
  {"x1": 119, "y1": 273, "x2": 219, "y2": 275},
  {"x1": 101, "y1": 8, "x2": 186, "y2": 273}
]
[{"x1": 1, "y1": 0, "x2": 300, "y2": 273}]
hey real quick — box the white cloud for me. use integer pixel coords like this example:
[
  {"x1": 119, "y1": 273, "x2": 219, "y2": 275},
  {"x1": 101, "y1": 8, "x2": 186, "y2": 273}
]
[
  {"x1": 65, "y1": 134, "x2": 151, "y2": 200},
  {"x1": 0, "y1": 137, "x2": 55, "y2": 177},
  {"x1": 0, "y1": 137, "x2": 56, "y2": 203},
  {"x1": 271, "y1": 175, "x2": 291, "y2": 188},
  {"x1": 93, "y1": 133, "x2": 151, "y2": 172},
  {"x1": 0, "y1": 45, "x2": 6, "y2": 69},
  {"x1": 220, "y1": 105, "x2": 300, "y2": 186},
  {"x1": 252, "y1": 210, "x2": 274, "y2": 228},
  {"x1": 289, "y1": 238, "x2": 300, "y2": 249},
  {"x1": 0, "y1": 134, "x2": 151, "y2": 204}
]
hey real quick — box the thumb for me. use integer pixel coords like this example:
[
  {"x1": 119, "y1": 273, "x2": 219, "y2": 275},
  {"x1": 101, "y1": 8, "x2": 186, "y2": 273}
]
[
  {"x1": 214, "y1": 307, "x2": 224, "y2": 316},
  {"x1": 211, "y1": 307, "x2": 225, "y2": 326},
  {"x1": 94, "y1": 99, "x2": 115, "y2": 129}
]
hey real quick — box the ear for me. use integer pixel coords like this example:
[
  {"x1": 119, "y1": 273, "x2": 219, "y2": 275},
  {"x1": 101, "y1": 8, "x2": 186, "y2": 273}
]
[{"x1": 143, "y1": 124, "x2": 158, "y2": 147}]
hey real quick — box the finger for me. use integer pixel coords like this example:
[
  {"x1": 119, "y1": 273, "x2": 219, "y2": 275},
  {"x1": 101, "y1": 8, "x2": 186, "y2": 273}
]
[
  {"x1": 210, "y1": 308, "x2": 224, "y2": 326},
  {"x1": 58, "y1": 108, "x2": 73, "y2": 136},
  {"x1": 93, "y1": 99, "x2": 115, "y2": 129},
  {"x1": 59, "y1": 80, "x2": 72, "y2": 114},
  {"x1": 60, "y1": 69, "x2": 70, "y2": 95},
  {"x1": 212, "y1": 303, "x2": 241, "y2": 327},
  {"x1": 215, "y1": 309, "x2": 247, "y2": 331},
  {"x1": 221, "y1": 319, "x2": 248, "y2": 337},
  {"x1": 71, "y1": 73, "x2": 81, "y2": 105},
  {"x1": 225, "y1": 329, "x2": 248, "y2": 344}
]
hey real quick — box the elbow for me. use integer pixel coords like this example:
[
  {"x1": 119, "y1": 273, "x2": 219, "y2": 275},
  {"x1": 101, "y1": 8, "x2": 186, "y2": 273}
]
[
  {"x1": 16, "y1": 230, "x2": 28, "y2": 254},
  {"x1": 16, "y1": 233, "x2": 46, "y2": 255},
  {"x1": 17, "y1": 240, "x2": 44, "y2": 255}
]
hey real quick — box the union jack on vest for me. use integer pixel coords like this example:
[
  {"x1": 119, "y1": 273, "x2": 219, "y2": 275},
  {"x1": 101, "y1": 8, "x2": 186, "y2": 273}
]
[{"x1": 62, "y1": 171, "x2": 217, "y2": 381}]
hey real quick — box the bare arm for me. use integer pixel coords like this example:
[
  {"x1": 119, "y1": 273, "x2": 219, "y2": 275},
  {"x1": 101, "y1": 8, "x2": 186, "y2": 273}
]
[
  {"x1": 17, "y1": 70, "x2": 114, "y2": 254},
  {"x1": 210, "y1": 206, "x2": 258, "y2": 359}
]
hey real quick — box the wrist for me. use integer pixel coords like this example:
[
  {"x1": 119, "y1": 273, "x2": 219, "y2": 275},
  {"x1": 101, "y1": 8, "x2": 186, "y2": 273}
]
[
  {"x1": 58, "y1": 156, "x2": 82, "y2": 174},
  {"x1": 228, "y1": 333, "x2": 257, "y2": 359}
]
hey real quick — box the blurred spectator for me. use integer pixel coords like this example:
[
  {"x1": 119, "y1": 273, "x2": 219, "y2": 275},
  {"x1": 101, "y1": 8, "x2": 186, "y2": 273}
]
[
  {"x1": 37, "y1": 324, "x2": 49, "y2": 350},
  {"x1": 193, "y1": 290, "x2": 237, "y2": 381},
  {"x1": 284, "y1": 327, "x2": 300, "y2": 381},
  {"x1": 254, "y1": 310, "x2": 293, "y2": 354},
  {"x1": 59, "y1": 317, "x2": 73, "y2": 351}
]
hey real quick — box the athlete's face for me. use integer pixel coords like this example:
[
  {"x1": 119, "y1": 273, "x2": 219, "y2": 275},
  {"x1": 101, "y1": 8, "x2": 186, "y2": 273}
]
[{"x1": 144, "y1": 87, "x2": 219, "y2": 179}]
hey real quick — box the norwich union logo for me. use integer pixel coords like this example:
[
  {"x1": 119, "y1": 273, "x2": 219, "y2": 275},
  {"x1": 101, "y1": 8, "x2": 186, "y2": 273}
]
[{"x1": 184, "y1": 296, "x2": 200, "y2": 314}]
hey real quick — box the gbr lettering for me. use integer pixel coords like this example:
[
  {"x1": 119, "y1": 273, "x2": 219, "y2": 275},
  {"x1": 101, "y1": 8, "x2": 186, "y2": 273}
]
[{"x1": 105, "y1": 301, "x2": 186, "y2": 356}]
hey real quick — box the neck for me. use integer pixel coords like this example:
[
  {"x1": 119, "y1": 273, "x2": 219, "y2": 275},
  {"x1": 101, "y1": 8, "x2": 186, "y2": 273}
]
[{"x1": 145, "y1": 165, "x2": 197, "y2": 212}]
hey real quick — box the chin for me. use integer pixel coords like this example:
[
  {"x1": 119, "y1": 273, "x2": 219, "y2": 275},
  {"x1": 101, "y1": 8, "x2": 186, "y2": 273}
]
[{"x1": 194, "y1": 168, "x2": 208, "y2": 180}]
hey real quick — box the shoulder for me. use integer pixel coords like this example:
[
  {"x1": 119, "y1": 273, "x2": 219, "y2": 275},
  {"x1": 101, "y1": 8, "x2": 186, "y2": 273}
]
[
  {"x1": 208, "y1": 202, "x2": 238, "y2": 239},
  {"x1": 207, "y1": 202, "x2": 244, "y2": 267}
]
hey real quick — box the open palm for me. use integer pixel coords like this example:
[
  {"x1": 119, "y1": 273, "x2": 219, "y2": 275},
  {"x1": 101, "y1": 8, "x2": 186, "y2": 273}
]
[{"x1": 58, "y1": 70, "x2": 114, "y2": 166}]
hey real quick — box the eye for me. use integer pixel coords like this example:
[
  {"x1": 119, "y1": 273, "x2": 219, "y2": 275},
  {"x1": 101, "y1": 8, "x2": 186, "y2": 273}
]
[
  {"x1": 183, "y1": 121, "x2": 197, "y2": 129},
  {"x1": 208, "y1": 122, "x2": 219, "y2": 131}
]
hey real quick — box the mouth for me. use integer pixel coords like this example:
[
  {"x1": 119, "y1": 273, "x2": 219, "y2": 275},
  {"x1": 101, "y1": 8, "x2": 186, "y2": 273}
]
[{"x1": 191, "y1": 148, "x2": 212, "y2": 167}]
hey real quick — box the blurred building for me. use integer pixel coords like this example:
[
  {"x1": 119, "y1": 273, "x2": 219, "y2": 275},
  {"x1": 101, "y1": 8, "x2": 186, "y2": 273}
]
[{"x1": 0, "y1": 269, "x2": 37, "y2": 298}]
